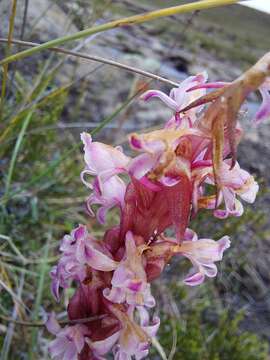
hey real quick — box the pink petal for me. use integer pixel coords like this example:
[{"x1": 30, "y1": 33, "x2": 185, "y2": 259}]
[
  {"x1": 128, "y1": 153, "x2": 158, "y2": 180},
  {"x1": 49, "y1": 337, "x2": 67, "y2": 357},
  {"x1": 85, "y1": 246, "x2": 118, "y2": 271},
  {"x1": 143, "y1": 316, "x2": 160, "y2": 338},
  {"x1": 187, "y1": 81, "x2": 229, "y2": 92},
  {"x1": 238, "y1": 180, "x2": 259, "y2": 203},
  {"x1": 141, "y1": 90, "x2": 178, "y2": 111},
  {"x1": 88, "y1": 332, "x2": 120, "y2": 356},
  {"x1": 201, "y1": 263, "x2": 217, "y2": 278},
  {"x1": 217, "y1": 236, "x2": 231, "y2": 258},
  {"x1": 81, "y1": 132, "x2": 130, "y2": 174},
  {"x1": 46, "y1": 312, "x2": 61, "y2": 335},
  {"x1": 63, "y1": 342, "x2": 77, "y2": 360},
  {"x1": 103, "y1": 287, "x2": 126, "y2": 304},
  {"x1": 184, "y1": 272, "x2": 205, "y2": 286},
  {"x1": 129, "y1": 133, "x2": 165, "y2": 154}
]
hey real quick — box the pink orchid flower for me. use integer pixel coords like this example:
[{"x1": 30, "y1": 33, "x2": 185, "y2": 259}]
[
  {"x1": 108, "y1": 305, "x2": 160, "y2": 360},
  {"x1": 204, "y1": 161, "x2": 259, "y2": 219},
  {"x1": 81, "y1": 132, "x2": 129, "y2": 223},
  {"x1": 141, "y1": 72, "x2": 208, "y2": 127},
  {"x1": 47, "y1": 60, "x2": 270, "y2": 358},
  {"x1": 103, "y1": 231, "x2": 155, "y2": 308},
  {"x1": 46, "y1": 312, "x2": 90, "y2": 360},
  {"x1": 50, "y1": 225, "x2": 117, "y2": 301},
  {"x1": 177, "y1": 229, "x2": 230, "y2": 286},
  {"x1": 46, "y1": 312, "x2": 116, "y2": 360},
  {"x1": 86, "y1": 175, "x2": 127, "y2": 224}
]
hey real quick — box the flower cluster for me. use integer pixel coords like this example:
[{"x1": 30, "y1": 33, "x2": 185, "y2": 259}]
[{"x1": 46, "y1": 65, "x2": 270, "y2": 359}]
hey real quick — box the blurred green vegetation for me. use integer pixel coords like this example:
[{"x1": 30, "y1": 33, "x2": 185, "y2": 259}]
[{"x1": 153, "y1": 284, "x2": 269, "y2": 360}]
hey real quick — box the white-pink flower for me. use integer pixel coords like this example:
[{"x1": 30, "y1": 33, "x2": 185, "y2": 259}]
[
  {"x1": 210, "y1": 161, "x2": 258, "y2": 219},
  {"x1": 141, "y1": 72, "x2": 208, "y2": 127},
  {"x1": 81, "y1": 132, "x2": 129, "y2": 223},
  {"x1": 46, "y1": 312, "x2": 116, "y2": 360},
  {"x1": 103, "y1": 231, "x2": 155, "y2": 308},
  {"x1": 179, "y1": 229, "x2": 230, "y2": 286},
  {"x1": 50, "y1": 225, "x2": 117, "y2": 301},
  {"x1": 46, "y1": 312, "x2": 90, "y2": 360},
  {"x1": 108, "y1": 305, "x2": 160, "y2": 360}
]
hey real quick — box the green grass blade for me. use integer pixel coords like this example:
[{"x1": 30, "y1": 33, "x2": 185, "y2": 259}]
[
  {"x1": 0, "y1": 88, "x2": 143, "y2": 205},
  {"x1": 29, "y1": 236, "x2": 50, "y2": 359},
  {"x1": 5, "y1": 111, "x2": 33, "y2": 195}
]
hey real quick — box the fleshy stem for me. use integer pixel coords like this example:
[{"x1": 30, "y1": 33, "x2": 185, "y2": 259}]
[{"x1": 0, "y1": 0, "x2": 242, "y2": 66}]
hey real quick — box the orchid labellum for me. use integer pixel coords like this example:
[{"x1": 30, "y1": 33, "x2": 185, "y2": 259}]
[{"x1": 47, "y1": 52, "x2": 270, "y2": 359}]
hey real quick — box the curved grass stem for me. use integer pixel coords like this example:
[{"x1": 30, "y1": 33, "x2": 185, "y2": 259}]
[
  {"x1": 0, "y1": 0, "x2": 241, "y2": 66},
  {"x1": 0, "y1": 38, "x2": 180, "y2": 87}
]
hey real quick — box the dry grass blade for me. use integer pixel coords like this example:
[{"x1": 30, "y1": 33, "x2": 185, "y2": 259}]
[
  {"x1": 0, "y1": 0, "x2": 17, "y2": 118},
  {"x1": 0, "y1": 38, "x2": 180, "y2": 88},
  {"x1": 0, "y1": 274, "x2": 24, "y2": 360},
  {"x1": 0, "y1": 277, "x2": 28, "y2": 312}
]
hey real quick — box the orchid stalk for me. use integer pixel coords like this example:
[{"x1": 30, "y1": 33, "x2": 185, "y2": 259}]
[{"x1": 46, "y1": 53, "x2": 270, "y2": 359}]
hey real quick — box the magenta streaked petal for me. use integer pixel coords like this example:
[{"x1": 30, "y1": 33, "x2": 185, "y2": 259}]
[
  {"x1": 141, "y1": 90, "x2": 178, "y2": 111},
  {"x1": 130, "y1": 134, "x2": 144, "y2": 150},
  {"x1": 128, "y1": 280, "x2": 143, "y2": 292},
  {"x1": 129, "y1": 134, "x2": 165, "y2": 154},
  {"x1": 184, "y1": 271, "x2": 205, "y2": 286},
  {"x1": 213, "y1": 208, "x2": 229, "y2": 219},
  {"x1": 160, "y1": 175, "x2": 180, "y2": 187},
  {"x1": 74, "y1": 225, "x2": 86, "y2": 241},
  {"x1": 96, "y1": 206, "x2": 109, "y2": 225},
  {"x1": 187, "y1": 81, "x2": 229, "y2": 92},
  {"x1": 184, "y1": 228, "x2": 198, "y2": 242},
  {"x1": 106, "y1": 232, "x2": 154, "y2": 307}
]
